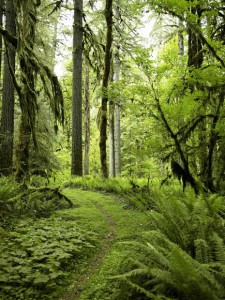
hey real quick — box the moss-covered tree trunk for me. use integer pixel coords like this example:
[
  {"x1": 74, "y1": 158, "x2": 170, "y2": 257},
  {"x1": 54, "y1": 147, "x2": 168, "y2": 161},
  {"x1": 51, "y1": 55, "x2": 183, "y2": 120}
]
[
  {"x1": 15, "y1": 110, "x2": 31, "y2": 181},
  {"x1": 71, "y1": 0, "x2": 83, "y2": 176},
  {"x1": 114, "y1": 51, "x2": 121, "y2": 177},
  {"x1": 99, "y1": 0, "x2": 113, "y2": 178},
  {"x1": 187, "y1": 5, "x2": 203, "y2": 68},
  {"x1": 0, "y1": 0, "x2": 16, "y2": 176},
  {"x1": 84, "y1": 64, "x2": 90, "y2": 176},
  {"x1": 109, "y1": 99, "x2": 115, "y2": 177},
  {"x1": 0, "y1": 0, "x2": 4, "y2": 80},
  {"x1": 14, "y1": 1, "x2": 37, "y2": 182}
]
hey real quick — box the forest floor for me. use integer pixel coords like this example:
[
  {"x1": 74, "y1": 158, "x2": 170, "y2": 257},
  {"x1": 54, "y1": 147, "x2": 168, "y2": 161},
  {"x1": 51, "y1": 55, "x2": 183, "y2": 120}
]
[{"x1": 59, "y1": 188, "x2": 149, "y2": 300}]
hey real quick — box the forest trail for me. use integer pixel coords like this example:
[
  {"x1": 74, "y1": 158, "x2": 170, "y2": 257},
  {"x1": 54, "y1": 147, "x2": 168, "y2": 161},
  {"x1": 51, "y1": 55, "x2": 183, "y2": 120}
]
[{"x1": 60, "y1": 189, "x2": 149, "y2": 300}]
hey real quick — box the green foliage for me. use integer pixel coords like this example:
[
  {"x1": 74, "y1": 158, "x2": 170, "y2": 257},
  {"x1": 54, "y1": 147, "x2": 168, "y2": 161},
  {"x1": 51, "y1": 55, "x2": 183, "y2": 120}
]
[
  {"x1": 63, "y1": 176, "x2": 132, "y2": 194},
  {"x1": 12, "y1": 189, "x2": 71, "y2": 218},
  {"x1": 113, "y1": 190, "x2": 225, "y2": 299},
  {"x1": 63, "y1": 175, "x2": 155, "y2": 210},
  {"x1": 1, "y1": 186, "x2": 73, "y2": 228},
  {"x1": 115, "y1": 231, "x2": 225, "y2": 300},
  {"x1": 0, "y1": 178, "x2": 19, "y2": 226},
  {"x1": 0, "y1": 217, "x2": 97, "y2": 300}
]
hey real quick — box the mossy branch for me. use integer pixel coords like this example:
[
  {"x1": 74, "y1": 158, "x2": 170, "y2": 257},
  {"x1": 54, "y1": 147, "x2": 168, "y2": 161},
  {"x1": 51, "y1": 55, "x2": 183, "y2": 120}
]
[{"x1": 19, "y1": 187, "x2": 74, "y2": 207}]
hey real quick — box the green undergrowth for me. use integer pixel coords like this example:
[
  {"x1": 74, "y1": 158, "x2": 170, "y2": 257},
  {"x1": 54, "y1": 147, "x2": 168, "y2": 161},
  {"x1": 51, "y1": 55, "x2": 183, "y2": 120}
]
[
  {"x1": 0, "y1": 217, "x2": 97, "y2": 300},
  {"x1": 2, "y1": 175, "x2": 224, "y2": 299},
  {"x1": 0, "y1": 178, "x2": 72, "y2": 229},
  {"x1": 112, "y1": 189, "x2": 225, "y2": 299},
  {"x1": 60, "y1": 187, "x2": 225, "y2": 300},
  {"x1": 0, "y1": 179, "x2": 106, "y2": 299},
  {"x1": 60, "y1": 189, "x2": 150, "y2": 300},
  {"x1": 62, "y1": 175, "x2": 155, "y2": 210},
  {"x1": 63, "y1": 176, "x2": 133, "y2": 194}
]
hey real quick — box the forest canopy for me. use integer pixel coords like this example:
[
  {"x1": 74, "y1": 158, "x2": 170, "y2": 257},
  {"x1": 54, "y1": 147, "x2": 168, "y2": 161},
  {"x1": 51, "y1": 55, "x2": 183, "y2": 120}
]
[{"x1": 0, "y1": 0, "x2": 224, "y2": 194}]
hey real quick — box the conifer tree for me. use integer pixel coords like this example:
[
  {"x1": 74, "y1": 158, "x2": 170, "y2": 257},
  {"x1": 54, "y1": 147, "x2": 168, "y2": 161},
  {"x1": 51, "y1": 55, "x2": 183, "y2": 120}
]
[
  {"x1": 99, "y1": 0, "x2": 113, "y2": 178},
  {"x1": 0, "y1": 0, "x2": 16, "y2": 176},
  {"x1": 71, "y1": 0, "x2": 83, "y2": 176}
]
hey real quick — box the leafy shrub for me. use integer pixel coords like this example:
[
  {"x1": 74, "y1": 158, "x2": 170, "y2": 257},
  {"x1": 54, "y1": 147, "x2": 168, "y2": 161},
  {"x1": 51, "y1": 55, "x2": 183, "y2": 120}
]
[
  {"x1": 12, "y1": 188, "x2": 72, "y2": 218},
  {"x1": 0, "y1": 217, "x2": 97, "y2": 300}
]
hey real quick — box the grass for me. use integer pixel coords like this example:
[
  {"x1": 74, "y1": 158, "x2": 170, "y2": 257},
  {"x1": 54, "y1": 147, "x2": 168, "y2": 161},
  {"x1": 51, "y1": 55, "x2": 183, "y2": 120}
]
[{"x1": 57, "y1": 188, "x2": 150, "y2": 300}]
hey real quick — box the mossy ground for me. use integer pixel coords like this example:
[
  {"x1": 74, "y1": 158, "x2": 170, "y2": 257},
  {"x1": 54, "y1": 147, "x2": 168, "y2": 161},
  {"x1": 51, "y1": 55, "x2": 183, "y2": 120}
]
[{"x1": 58, "y1": 189, "x2": 149, "y2": 300}]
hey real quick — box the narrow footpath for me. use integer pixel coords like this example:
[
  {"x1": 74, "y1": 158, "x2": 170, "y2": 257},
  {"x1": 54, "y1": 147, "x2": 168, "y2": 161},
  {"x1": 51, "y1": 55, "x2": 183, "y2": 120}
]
[{"x1": 59, "y1": 189, "x2": 149, "y2": 300}]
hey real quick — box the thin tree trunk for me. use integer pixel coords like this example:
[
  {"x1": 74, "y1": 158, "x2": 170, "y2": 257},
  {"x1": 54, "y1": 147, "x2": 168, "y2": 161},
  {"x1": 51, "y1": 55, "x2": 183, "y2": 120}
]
[
  {"x1": 84, "y1": 64, "x2": 90, "y2": 175},
  {"x1": 71, "y1": 0, "x2": 83, "y2": 176},
  {"x1": 0, "y1": 0, "x2": 4, "y2": 81},
  {"x1": 52, "y1": 11, "x2": 59, "y2": 63},
  {"x1": 114, "y1": 50, "x2": 121, "y2": 177},
  {"x1": 0, "y1": 0, "x2": 16, "y2": 176},
  {"x1": 178, "y1": 19, "x2": 184, "y2": 56},
  {"x1": 109, "y1": 57, "x2": 115, "y2": 177},
  {"x1": 99, "y1": 0, "x2": 113, "y2": 178},
  {"x1": 206, "y1": 93, "x2": 224, "y2": 192},
  {"x1": 109, "y1": 99, "x2": 115, "y2": 177}
]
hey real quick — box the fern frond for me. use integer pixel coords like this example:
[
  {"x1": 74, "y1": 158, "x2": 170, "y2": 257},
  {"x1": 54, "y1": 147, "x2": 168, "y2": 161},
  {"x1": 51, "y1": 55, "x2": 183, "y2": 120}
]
[{"x1": 194, "y1": 238, "x2": 211, "y2": 263}]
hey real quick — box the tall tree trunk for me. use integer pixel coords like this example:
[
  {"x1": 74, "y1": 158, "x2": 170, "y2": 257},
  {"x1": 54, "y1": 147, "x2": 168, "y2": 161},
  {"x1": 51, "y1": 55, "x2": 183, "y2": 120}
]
[
  {"x1": 71, "y1": 0, "x2": 83, "y2": 176},
  {"x1": 15, "y1": 108, "x2": 31, "y2": 180},
  {"x1": 0, "y1": 0, "x2": 4, "y2": 82},
  {"x1": 109, "y1": 58, "x2": 115, "y2": 177},
  {"x1": 15, "y1": 1, "x2": 39, "y2": 182},
  {"x1": 114, "y1": 50, "x2": 121, "y2": 177},
  {"x1": 178, "y1": 19, "x2": 184, "y2": 56},
  {"x1": 15, "y1": 60, "x2": 35, "y2": 182},
  {"x1": 187, "y1": 4, "x2": 203, "y2": 68},
  {"x1": 205, "y1": 93, "x2": 224, "y2": 192},
  {"x1": 109, "y1": 99, "x2": 115, "y2": 177},
  {"x1": 51, "y1": 9, "x2": 60, "y2": 71},
  {"x1": 0, "y1": 0, "x2": 16, "y2": 176},
  {"x1": 186, "y1": 3, "x2": 209, "y2": 189},
  {"x1": 99, "y1": 0, "x2": 113, "y2": 178},
  {"x1": 84, "y1": 64, "x2": 90, "y2": 175}
]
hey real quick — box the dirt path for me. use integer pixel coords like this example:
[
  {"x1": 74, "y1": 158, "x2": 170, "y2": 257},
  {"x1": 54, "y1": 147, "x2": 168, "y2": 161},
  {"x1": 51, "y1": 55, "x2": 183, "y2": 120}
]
[
  {"x1": 59, "y1": 189, "x2": 149, "y2": 300},
  {"x1": 61, "y1": 199, "x2": 117, "y2": 300}
]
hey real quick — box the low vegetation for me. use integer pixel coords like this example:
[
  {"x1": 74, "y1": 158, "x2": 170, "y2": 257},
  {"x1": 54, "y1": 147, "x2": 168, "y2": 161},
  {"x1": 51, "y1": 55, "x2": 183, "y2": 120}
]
[{"x1": 1, "y1": 175, "x2": 225, "y2": 299}]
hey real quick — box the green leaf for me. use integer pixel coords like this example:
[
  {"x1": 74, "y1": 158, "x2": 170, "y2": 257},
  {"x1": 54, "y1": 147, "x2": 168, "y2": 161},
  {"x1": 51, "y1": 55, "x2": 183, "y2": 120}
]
[{"x1": 33, "y1": 274, "x2": 50, "y2": 284}]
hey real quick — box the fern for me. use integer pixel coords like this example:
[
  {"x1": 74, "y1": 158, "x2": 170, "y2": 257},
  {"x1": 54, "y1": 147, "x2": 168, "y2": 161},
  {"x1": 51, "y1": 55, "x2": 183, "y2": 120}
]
[
  {"x1": 0, "y1": 178, "x2": 19, "y2": 226},
  {"x1": 115, "y1": 231, "x2": 225, "y2": 299},
  {"x1": 114, "y1": 189, "x2": 225, "y2": 299}
]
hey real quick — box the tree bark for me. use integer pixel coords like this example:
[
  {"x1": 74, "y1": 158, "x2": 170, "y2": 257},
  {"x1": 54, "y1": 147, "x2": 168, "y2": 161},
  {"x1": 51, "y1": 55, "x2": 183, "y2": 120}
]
[
  {"x1": 109, "y1": 99, "x2": 115, "y2": 177},
  {"x1": 15, "y1": 1, "x2": 38, "y2": 182},
  {"x1": 187, "y1": 5, "x2": 203, "y2": 68},
  {"x1": 206, "y1": 93, "x2": 224, "y2": 192},
  {"x1": 0, "y1": 0, "x2": 16, "y2": 176},
  {"x1": 99, "y1": 0, "x2": 113, "y2": 178},
  {"x1": 15, "y1": 110, "x2": 31, "y2": 180},
  {"x1": 84, "y1": 64, "x2": 90, "y2": 175},
  {"x1": 178, "y1": 19, "x2": 184, "y2": 56},
  {"x1": 71, "y1": 0, "x2": 83, "y2": 176},
  {"x1": 114, "y1": 50, "x2": 121, "y2": 177},
  {"x1": 0, "y1": 0, "x2": 4, "y2": 81}
]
